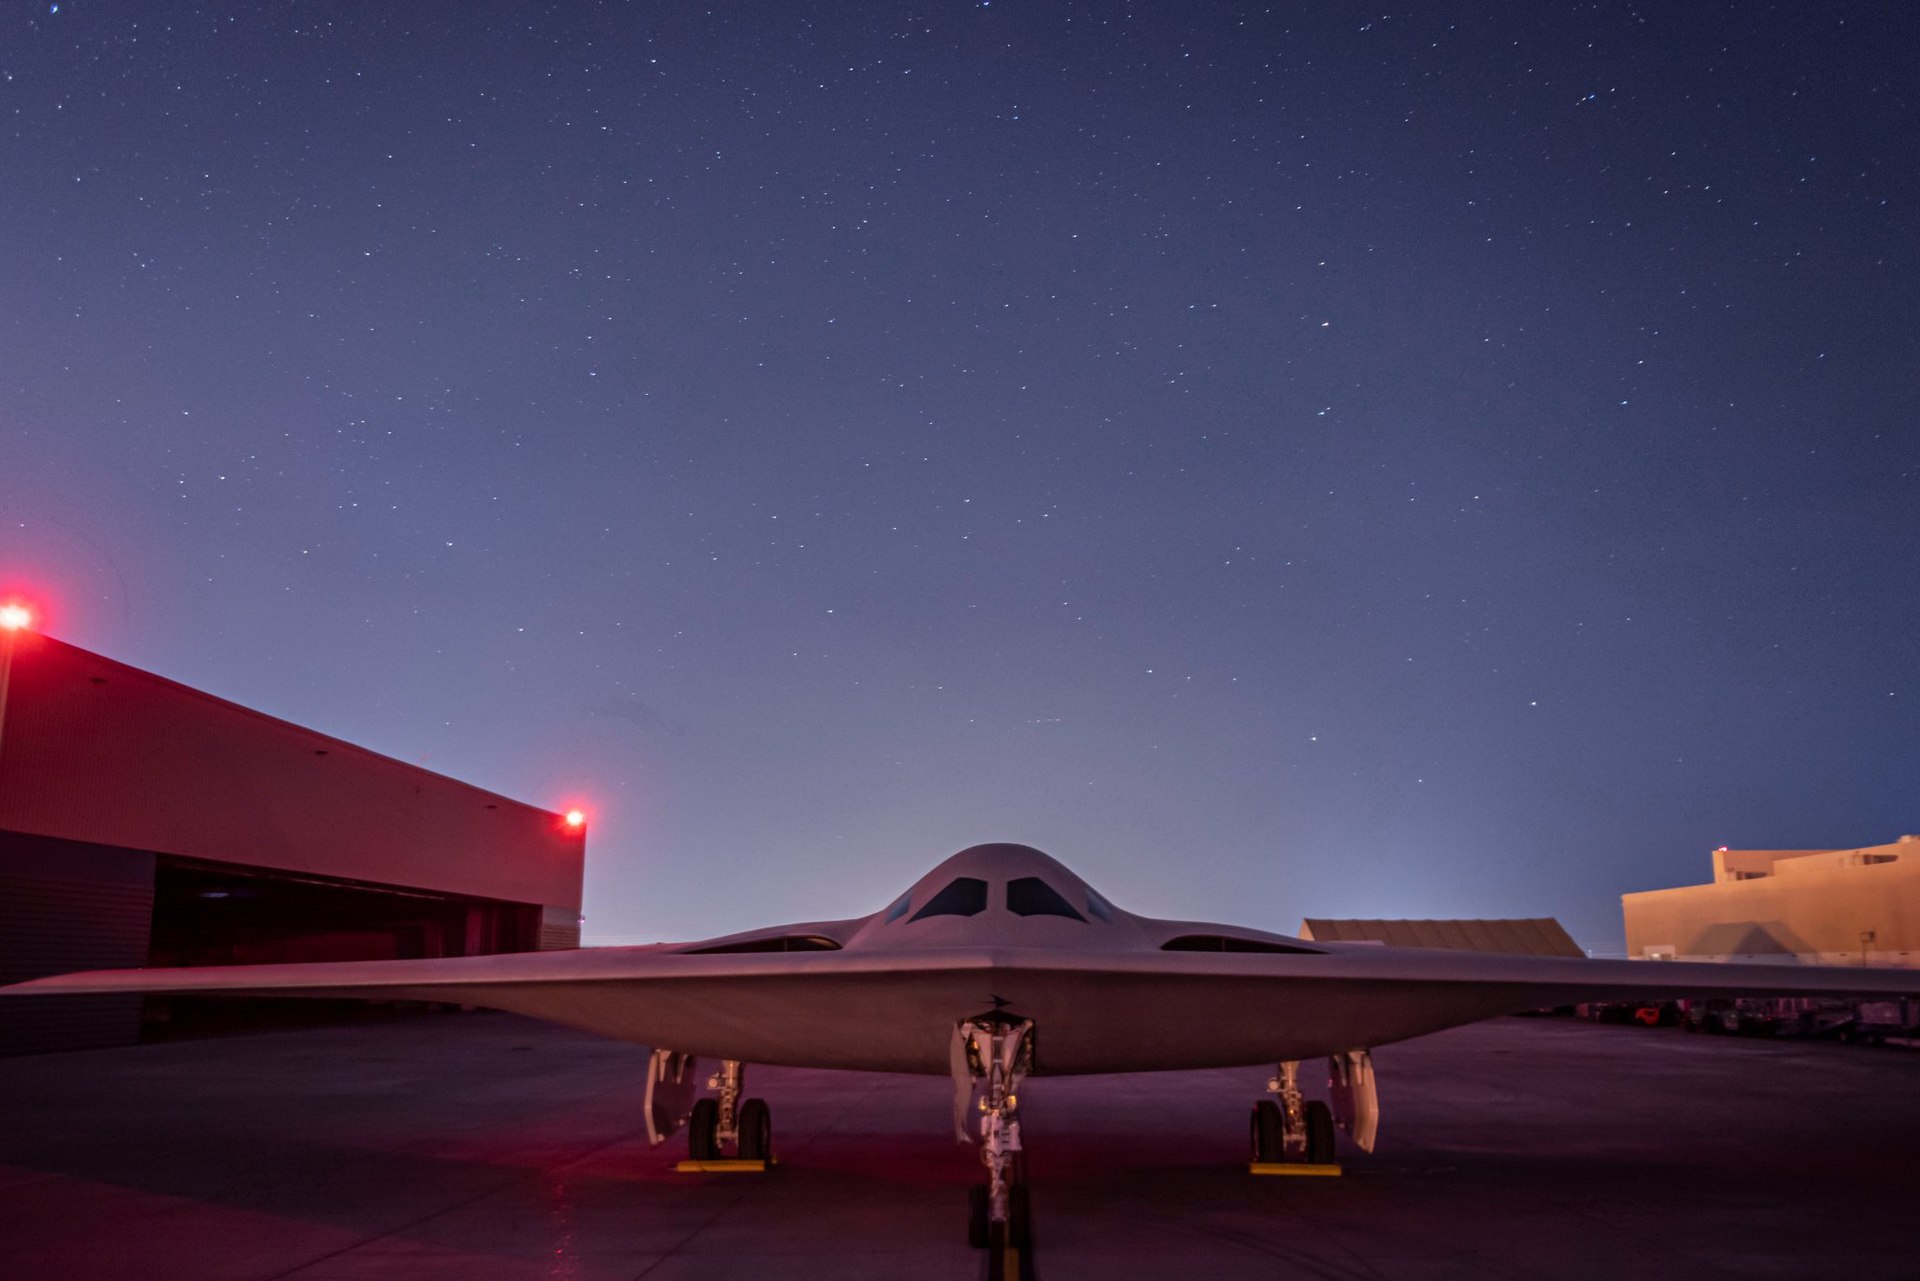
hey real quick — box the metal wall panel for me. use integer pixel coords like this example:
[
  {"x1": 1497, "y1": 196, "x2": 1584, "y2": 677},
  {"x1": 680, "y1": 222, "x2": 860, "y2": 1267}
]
[
  {"x1": 540, "y1": 904, "x2": 582, "y2": 951},
  {"x1": 0, "y1": 633, "x2": 582, "y2": 911},
  {"x1": 0, "y1": 832, "x2": 154, "y2": 1055}
]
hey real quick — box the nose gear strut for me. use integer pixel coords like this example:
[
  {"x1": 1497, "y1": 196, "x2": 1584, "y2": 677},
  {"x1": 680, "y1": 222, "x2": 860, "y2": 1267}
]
[{"x1": 952, "y1": 1010, "x2": 1036, "y2": 1263}]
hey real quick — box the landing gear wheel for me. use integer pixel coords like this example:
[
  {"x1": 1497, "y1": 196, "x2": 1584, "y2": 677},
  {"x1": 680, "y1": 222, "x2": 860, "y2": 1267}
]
[
  {"x1": 967, "y1": 1185, "x2": 990, "y2": 1248},
  {"x1": 687, "y1": 1097, "x2": 720, "y2": 1161},
  {"x1": 737, "y1": 1097, "x2": 772, "y2": 1162},
  {"x1": 986, "y1": 1222, "x2": 1010, "y2": 1280},
  {"x1": 1304, "y1": 1099, "x2": 1336, "y2": 1164},
  {"x1": 971, "y1": 1175, "x2": 1032, "y2": 1253},
  {"x1": 1251, "y1": 1099, "x2": 1283, "y2": 1162}
]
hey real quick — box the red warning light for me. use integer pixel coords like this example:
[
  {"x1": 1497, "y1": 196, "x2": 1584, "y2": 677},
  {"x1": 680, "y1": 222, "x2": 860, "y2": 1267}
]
[
  {"x1": 0, "y1": 603, "x2": 32, "y2": 631},
  {"x1": 564, "y1": 809, "x2": 587, "y2": 830}
]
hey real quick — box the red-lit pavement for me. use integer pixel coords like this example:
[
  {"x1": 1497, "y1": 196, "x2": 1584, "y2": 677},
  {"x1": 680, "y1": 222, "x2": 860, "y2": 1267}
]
[{"x1": 3, "y1": 1012, "x2": 1919, "y2": 1279}]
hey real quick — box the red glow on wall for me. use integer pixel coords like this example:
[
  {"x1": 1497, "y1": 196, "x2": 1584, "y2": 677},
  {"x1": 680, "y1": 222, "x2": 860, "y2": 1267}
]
[{"x1": 2, "y1": 635, "x2": 584, "y2": 911}]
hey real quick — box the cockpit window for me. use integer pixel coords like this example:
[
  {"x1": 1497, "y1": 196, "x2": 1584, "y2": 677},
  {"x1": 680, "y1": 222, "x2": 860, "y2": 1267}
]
[
  {"x1": 1007, "y1": 876, "x2": 1086, "y2": 921},
  {"x1": 908, "y1": 877, "x2": 989, "y2": 921},
  {"x1": 1084, "y1": 889, "x2": 1114, "y2": 922},
  {"x1": 884, "y1": 892, "x2": 913, "y2": 923}
]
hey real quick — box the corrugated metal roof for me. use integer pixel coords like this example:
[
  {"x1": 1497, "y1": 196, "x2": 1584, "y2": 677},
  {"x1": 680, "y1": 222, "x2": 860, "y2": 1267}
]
[{"x1": 1298, "y1": 917, "x2": 1584, "y2": 957}]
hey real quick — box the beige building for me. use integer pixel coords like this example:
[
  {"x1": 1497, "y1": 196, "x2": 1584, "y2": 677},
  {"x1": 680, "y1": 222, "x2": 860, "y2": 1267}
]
[
  {"x1": 1300, "y1": 917, "x2": 1584, "y2": 958},
  {"x1": 1623, "y1": 836, "x2": 1920, "y2": 967}
]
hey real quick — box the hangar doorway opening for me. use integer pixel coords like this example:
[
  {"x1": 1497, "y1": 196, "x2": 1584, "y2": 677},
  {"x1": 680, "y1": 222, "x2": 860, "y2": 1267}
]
[{"x1": 143, "y1": 857, "x2": 540, "y2": 1041}]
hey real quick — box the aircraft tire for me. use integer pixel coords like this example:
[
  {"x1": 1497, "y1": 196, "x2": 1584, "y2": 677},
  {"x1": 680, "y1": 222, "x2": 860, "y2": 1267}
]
[
  {"x1": 1304, "y1": 1099, "x2": 1337, "y2": 1164},
  {"x1": 1251, "y1": 1100, "x2": 1283, "y2": 1162},
  {"x1": 985, "y1": 1221, "x2": 1009, "y2": 1281},
  {"x1": 687, "y1": 1098, "x2": 720, "y2": 1161},
  {"x1": 737, "y1": 1098, "x2": 772, "y2": 1162},
  {"x1": 968, "y1": 1185, "x2": 990, "y2": 1248}
]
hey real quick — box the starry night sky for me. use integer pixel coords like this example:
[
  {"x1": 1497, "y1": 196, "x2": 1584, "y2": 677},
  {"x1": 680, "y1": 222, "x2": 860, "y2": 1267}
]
[{"x1": 3, "y1": 3, "x2": 1915, "y2": 950}]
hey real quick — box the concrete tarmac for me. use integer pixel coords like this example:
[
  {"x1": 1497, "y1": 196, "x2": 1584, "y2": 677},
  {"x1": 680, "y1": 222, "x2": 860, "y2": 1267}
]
[{"x1": 3, "y1": 1011, "x2": 1919, "y2": 1280}]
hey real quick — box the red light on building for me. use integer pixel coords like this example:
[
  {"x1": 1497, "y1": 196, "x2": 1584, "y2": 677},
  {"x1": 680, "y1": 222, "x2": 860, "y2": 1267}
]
[
  {"x1": 0, "y1": 602, "x2": 33, "y2": 631},
  {"x1": 563, "y1": 809, "x2": 586, "y2": 830}
]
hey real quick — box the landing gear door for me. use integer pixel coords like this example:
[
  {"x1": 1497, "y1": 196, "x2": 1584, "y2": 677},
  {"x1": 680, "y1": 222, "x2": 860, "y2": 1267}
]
[
  {"x1": 644, "y1": 1049, "x2": 702, "y2": 1145},
  {"x1": 1328, "y1": 1049, "x2": 1379, "y2": 1152}
]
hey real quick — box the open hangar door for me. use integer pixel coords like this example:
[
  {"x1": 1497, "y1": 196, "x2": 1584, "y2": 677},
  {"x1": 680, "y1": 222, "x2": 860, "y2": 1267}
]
[{"x1": 141, "y1": 857, "x2": 541, "y2": 1039}]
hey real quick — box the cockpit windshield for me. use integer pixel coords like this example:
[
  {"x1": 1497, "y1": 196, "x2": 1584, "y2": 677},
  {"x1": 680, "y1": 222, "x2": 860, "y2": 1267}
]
[
  {"x1": 908, "y1": 876, "x2": 989, "y2": 920},
  {"x1": 1006, "y1": 876, "x2": 1086, "y2": 921}
]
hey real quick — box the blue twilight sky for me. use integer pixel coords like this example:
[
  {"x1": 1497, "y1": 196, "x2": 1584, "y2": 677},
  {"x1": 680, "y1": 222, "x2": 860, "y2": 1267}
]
[{"x1": 3, "y1": 2, "x2": 1915, "y2": 950}]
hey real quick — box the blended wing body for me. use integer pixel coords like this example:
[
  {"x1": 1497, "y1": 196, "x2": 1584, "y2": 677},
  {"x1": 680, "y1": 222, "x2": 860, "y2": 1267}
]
[{"x1": 6, "y1": 843, "x2": 1915, "y2": 1074}]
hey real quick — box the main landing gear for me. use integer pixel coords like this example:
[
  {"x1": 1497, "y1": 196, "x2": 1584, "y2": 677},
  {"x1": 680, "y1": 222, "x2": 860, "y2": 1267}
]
[
  {"x1": 683, "y1": 1059, "x2": 774, "y2": 1166},
  {"x1": 1251, "y1": 1060, "x2": 1336, "y2": 1165},
  {"x1": 643, "y1": 1050, "x2": 774, "y2": 1170},
  {"x1": 1250, "y1": 1050, "x2": 1378, "y2": 1172},
  {"x1": 953, "y1": 1011, "x2": 1035, "y2": 1278}
]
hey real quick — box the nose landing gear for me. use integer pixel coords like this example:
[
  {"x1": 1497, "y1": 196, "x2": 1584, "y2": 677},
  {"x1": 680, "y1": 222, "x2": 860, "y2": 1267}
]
[{"x1": 954, "y1": 1011, "x2": 1036, "y2": 1278}]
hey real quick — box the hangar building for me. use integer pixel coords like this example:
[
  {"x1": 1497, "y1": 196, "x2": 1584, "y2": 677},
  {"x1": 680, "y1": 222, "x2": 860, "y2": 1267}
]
[
  {"x1": 0, "y1": 628, "x2": 585, "y2": 1055},
  {"x1": 1623, "y1": 837, "x2": 1920, "y2": 967},
  {"x1": 1300, "y1": 917, "x2": 1584, "y2": 957}
]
